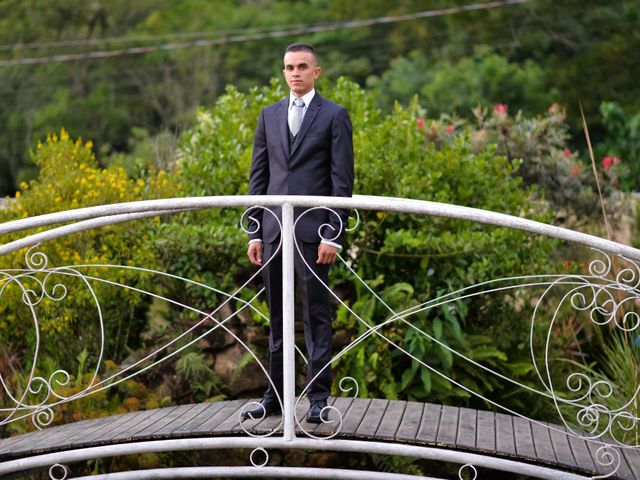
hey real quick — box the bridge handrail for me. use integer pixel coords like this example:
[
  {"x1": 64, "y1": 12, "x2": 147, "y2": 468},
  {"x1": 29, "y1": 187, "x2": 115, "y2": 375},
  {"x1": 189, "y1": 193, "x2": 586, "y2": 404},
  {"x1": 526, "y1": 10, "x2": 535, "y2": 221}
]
[
  {"x1": 1, "y1": 194, "x2": 639, "y2": 479},
  {"x1": 0, "y1": 194, "x2": 638, "y2": 260}
]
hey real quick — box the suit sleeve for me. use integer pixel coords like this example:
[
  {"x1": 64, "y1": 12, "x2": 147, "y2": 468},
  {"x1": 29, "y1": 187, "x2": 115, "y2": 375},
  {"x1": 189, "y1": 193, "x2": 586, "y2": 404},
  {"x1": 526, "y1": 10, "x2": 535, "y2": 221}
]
[
  {"x1": 248, "y1": 109, "x2": 270, "y2": 242},
  {"x1": 327, "y1": 107, "x2": 354, "y2": 245}
]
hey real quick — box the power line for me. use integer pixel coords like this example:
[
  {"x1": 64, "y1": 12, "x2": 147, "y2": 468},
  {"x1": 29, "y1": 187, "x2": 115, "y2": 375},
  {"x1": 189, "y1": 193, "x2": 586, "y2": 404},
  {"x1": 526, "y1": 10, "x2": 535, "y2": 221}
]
[{"x1": 0, "y1": 0, "x2": 533, "y2": 67}]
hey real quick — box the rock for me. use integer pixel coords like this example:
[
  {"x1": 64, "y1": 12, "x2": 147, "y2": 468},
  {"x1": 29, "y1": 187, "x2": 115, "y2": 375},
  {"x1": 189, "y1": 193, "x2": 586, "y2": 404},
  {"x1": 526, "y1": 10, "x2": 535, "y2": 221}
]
[{"x1": 213, "y1": 343, "x2": 269, "y2": 396}]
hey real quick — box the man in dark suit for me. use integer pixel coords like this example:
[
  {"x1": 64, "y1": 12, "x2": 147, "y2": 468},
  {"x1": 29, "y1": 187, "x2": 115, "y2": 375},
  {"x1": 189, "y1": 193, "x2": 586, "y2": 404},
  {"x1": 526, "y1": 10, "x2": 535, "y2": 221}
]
[{"x1": 244, "y1": 43, "x2": 354, "y2": 423}]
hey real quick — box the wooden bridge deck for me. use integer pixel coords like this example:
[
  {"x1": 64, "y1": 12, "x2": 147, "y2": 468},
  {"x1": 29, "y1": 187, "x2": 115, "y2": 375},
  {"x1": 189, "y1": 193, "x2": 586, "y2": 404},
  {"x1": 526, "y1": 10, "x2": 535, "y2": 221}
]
[{"x1": 1, "y1": 397, "x2": 639, "y2": 479}]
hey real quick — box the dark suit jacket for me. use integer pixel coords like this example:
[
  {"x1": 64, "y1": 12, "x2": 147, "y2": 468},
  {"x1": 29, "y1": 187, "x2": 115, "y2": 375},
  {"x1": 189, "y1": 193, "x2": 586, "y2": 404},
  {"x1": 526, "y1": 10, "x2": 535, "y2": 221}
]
[{"x1": 248, "y1": 93, "x2": 354, "y2": 244}]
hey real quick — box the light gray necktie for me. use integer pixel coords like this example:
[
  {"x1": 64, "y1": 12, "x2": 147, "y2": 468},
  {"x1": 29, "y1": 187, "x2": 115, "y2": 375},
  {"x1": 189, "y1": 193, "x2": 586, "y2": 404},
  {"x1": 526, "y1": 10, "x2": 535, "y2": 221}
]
[{"x1": 291, "y1": 97, "x2": 304, "y2": 137}]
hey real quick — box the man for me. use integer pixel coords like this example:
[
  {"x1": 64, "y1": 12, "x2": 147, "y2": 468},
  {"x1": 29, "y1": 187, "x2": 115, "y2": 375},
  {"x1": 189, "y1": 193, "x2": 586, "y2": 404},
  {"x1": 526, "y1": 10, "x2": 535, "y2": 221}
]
[{"x1": 243, "y1": 43, "x2": 354, "y2": 423}]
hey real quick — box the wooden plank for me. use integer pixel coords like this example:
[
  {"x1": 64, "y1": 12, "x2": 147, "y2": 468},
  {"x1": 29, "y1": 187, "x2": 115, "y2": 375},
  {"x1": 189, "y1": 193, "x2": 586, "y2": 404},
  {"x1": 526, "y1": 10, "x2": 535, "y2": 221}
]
[
  {"x1": 546, "y1": 423, "x2": 577, "y2": 470},
  {"x1": 609, "y1": 445, "x2": 635, "y2": 480},
  {"x1": 1, "y1": 412, "x2": 111, "y2": 455},
  {"x1": 395, "y1": 401, "x2": 424, "y2": 443},
  {"x1": 455, "y1": 407, "x2": 476, "y2": 449},
  {"x1": 495, "y1": 413, "x2": 516, "y2": 456},
  {"x1": 375, "y1": 400, "x2": 406, "y2": 441},
  {"x1": 354, "y1": 399, "x2": 388, "y2": 438},
  {"x1": 337, "y1": 398, "x2": 371, "y2": 436},
  {"x1": 531, "y1": 422, "x2": 557, "y2": 464},
  {"x1": 513, "y1": 417, "x2": 536, "y2": 460},
  {"x1": 33, "y1": 412, "x2": 134, "y2": 452},
  {"x1": 621, "y1": 448, "x2": 640, "y2": 480},
  {"x1": 314, "y1": 396, "x2": 354, "y2": 437},
  {"x1": 436, "y1": 405, "x2": 459, "y2": 445},
  {"x1": 586, "y1": 438, "x2": 634, "y2": 480},
  {"x1": 0, "y1": 424, "x2": 69, "y2": 455},
  {"x1": 92, "y1": 409, "x2": 159, "y2": 443},
  {"x1": 475, "y1": 410, "x2": 495, "y2": 453},
  {"x1": 149, "y1": 404, "x2": 212, "y2": 437},
  {"x1": 144, "y1": 405, "x2": 201, "y2": 438},
  {"x1": 68, "y1": 415, "x2": 128, "y2": 448},
  {"x1": 0, "y1": 419, "x2": 75, "y2": 454},
  {"x1": 565, "y1": 427, "x2": 597, "y2": 474},
  {"x1": 415, "y1": 403, "x2": 441, "y2": 444},
  {"x1": 210, "y1": 399, "x2": 251, "y2": 434},
  {"x1": 173, "y1": 402, "x2": 227, "y2": 436},
  {"x1": 189, "y1": 399, "x2": 247, "y2": 434},
  {"x1": 6, "y1": 399, "x2": 639, "y2": 480},
  {"x1": 102, "y1": 408, "x2": 161, "y2": 443},
  {"x1": 115, "y1": 407, "x2": 169, "y2": 440}
]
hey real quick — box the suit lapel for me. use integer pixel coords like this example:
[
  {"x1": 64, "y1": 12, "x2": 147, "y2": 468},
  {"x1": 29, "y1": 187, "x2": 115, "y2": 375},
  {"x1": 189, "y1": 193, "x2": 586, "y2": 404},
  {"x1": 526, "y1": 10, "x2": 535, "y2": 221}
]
[
  {"x1": 290, "y1": 94, "x2": 321, "y2": 158},
  {"x1": 277, "y1": 98, "x2": 291, "y2": 158}
]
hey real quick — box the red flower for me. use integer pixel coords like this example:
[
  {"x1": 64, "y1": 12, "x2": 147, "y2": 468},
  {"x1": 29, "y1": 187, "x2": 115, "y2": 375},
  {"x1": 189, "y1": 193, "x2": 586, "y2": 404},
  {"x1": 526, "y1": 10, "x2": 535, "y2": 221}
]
[
  {"x1": 570, "y1": 165, "x2": 580, "y2": 176},
  {"x1": 447, "y1": 124, "x2": 455, "y2": 134},
  {"x1": 562, "y1": 148, "x2": 572, "y2": 158},
  {"x1": 602, "y1": 155, "x2": 620, "y2": 169},
  {"x1": 416, "y1": 118, "x2": 424, "y2": 128},
  {"x1": 494, "y1": 103, "x2": 508, "y2": 116}
]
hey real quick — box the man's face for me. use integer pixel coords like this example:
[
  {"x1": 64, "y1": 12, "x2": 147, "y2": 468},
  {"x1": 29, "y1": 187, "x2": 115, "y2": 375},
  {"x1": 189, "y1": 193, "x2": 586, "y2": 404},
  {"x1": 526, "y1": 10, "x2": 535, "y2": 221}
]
[{"x1": 283, "y1": 51, "x2": 320, "y2": 97}]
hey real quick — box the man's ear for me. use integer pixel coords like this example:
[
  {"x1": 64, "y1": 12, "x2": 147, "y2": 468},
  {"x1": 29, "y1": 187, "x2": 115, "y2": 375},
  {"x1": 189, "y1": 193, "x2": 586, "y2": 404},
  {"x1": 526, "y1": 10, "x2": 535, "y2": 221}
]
[{"x1": 314, "y1": 67, "x2": 321, "y2": 79}]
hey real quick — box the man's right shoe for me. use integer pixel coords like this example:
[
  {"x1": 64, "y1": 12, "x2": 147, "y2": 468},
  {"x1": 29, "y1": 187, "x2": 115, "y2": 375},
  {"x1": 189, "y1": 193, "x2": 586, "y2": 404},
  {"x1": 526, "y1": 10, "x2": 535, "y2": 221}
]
[{"x1": 241, "y1": 398, "x2": 282, "y2": 420}]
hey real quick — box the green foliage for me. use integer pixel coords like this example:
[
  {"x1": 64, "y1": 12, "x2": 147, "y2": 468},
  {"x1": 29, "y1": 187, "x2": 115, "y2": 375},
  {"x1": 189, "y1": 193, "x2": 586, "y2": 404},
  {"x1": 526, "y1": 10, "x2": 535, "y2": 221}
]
[
  {"x1": 175, "y1": 351, "x2": 223, "y2": 402},
  {"x1": 1, "y1": 0, "x2": 639, "y2": 199},
  {"x1": 0, "y1": 130, "x2": 164, "y2": 367},
  {"x1": 371, "y1": 454, "x2": 424, "y2": 476},
  {"x1": 444, "y1": 103, "x2": 624, "y2": 223},
  {"x1": 176, "y1": 78, "x2": 562, "y2": 410},
  {"x1": 371, "y1": 48, "x2": 557, "y2": 116},
  {"x1": 5, "y1": 358, "x2": 170, "y2": 436},
  {"x1": 597, "y1": 101, "x2": 640, "y2": 191},
  {"x1": 563, "y1": 331, "x2": 640, "y2": 445}
]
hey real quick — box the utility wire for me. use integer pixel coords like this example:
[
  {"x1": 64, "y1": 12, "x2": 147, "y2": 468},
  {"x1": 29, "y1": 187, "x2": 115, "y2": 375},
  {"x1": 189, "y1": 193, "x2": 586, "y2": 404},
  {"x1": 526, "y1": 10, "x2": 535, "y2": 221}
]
[{"x1": 0, "y1": 0, "x2": 533, "y2": 67}]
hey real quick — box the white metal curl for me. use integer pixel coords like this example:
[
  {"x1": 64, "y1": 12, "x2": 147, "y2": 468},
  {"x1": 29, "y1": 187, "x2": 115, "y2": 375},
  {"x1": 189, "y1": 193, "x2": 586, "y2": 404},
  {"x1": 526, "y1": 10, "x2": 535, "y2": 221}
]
[
  {"x1": 48, "y1": 463, "x2": 68, "y2": 480},
  {"x1": 458, "y1": 463, "x2": 478, "y2": 480},
  {"x1": 591, "y1": 445, "x2": 620, "y2": 479},
  {"x1": 249, "y1": 447, "x2": 269, "y2": 467}
]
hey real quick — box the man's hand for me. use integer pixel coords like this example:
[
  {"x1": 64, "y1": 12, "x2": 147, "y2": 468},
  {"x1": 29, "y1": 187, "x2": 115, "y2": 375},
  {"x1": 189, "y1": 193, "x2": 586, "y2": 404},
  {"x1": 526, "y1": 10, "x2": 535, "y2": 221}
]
[
  {"x1": 317, "y1": 243, "x2": 338, "y2": 264},
  {"x1": 247, "y1": 242, "x2": 263, "y2": 266}
]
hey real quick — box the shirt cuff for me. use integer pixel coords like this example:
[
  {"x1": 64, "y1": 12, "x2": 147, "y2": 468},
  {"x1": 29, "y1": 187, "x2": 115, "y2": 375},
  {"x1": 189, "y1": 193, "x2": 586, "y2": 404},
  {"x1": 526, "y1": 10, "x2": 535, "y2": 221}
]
[
  {"x1": 321, "y1": 240, "x2": 342, "y2": 249},
  {"x1": 248, "y1": 239, "x2": 263, "y2": 244}
]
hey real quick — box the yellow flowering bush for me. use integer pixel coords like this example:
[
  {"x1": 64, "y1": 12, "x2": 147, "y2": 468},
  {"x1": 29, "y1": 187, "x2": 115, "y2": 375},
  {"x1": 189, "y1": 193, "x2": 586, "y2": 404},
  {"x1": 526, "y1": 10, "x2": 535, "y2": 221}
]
[{"x1": 0, "y1": 130, "x2": 175, "y2": 370}]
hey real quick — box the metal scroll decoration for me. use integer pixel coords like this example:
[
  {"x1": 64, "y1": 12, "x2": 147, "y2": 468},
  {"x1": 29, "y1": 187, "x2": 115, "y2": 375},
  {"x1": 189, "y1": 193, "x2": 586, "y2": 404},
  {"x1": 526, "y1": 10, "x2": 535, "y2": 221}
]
[
  {"x1": 0, "y1": 207, "x2": 286, "y2": 434},
  {"x1": 1, "y1": 202, "x2": 638, "y2": 479},
  {"x1": 290, "y1": 206, "x2": 637, "y2": 478}
]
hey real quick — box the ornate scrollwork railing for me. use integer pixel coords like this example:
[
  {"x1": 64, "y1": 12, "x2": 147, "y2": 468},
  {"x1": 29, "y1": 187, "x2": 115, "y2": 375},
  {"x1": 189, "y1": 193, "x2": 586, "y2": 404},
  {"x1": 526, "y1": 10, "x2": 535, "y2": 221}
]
[{"x1": 1, "y1": 195, "x2": 639, "y2": 479}]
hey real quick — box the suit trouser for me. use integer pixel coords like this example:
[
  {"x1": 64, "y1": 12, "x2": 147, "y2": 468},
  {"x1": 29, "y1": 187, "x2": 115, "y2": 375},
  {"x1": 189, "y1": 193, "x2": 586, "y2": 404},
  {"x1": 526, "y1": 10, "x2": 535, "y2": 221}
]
[{"x1": 262, "y1": 240, "x2": 332, "y2": 402}]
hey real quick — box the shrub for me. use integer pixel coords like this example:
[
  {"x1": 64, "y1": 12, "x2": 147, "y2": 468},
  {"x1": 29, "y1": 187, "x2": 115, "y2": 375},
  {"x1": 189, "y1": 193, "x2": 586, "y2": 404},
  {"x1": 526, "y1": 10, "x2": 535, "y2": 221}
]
[
  {"x1": 371, "y1": 48, "x2": 557, "y2": 117},
  {"x1": 597, "y1": 101, "x2": 640, "y2": 192},
  {"x1": 0, "y1": 130, "x2": 168, "y2": 369},
  {"x1": 420, "y1": 103, "x2": 624, "y2": 225},
  {"x1": 175, "y1": 78, "x2": 563, "y2": 411}
]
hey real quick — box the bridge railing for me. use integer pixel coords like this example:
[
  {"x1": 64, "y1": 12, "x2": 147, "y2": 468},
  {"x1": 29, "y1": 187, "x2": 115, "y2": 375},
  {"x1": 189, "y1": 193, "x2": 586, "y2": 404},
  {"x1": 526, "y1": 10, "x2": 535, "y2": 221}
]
[{"x1": 0, "y1": 194, "x2": 639, "y2": 477}]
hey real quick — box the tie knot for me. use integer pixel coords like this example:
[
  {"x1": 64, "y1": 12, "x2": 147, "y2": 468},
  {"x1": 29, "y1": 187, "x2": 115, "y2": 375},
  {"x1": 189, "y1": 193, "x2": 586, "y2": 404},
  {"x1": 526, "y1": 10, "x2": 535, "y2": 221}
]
[{"x1": 293, "y1": 98, "x2": 304, "y2": 108}]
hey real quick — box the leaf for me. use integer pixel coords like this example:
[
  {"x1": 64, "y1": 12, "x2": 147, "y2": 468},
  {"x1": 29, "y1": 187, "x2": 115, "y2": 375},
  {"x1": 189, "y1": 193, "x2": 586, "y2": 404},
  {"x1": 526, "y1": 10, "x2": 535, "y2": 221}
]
[
  {"x1": 401, "y1": 368, "x2": 415, "y2": 390},
  {"x1": 433, "y1": 318, "x2": 443, "y2": 340},
  {"x1": 420, "y1": 368, "x2": 432, "y2": 395}
]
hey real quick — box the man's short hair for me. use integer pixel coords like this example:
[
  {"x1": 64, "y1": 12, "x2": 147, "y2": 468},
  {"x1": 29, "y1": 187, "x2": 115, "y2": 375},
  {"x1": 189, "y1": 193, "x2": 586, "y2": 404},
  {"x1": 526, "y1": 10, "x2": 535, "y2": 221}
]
[{"x1": 285, "y1": 43, "x2": 318, "y2": 63}]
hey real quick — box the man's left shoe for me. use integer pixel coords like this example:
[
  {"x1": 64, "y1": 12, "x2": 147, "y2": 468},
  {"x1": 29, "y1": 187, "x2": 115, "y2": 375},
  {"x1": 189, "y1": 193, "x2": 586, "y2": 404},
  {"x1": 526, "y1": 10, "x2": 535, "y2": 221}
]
[{"x1": 306, "y1": 399, "x2": 329, "y2": 424}]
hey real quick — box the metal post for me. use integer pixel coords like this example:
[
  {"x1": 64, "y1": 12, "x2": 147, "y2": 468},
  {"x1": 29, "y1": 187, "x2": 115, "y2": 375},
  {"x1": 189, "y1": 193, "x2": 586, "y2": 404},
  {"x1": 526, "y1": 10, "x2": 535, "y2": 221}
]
[{"x1": 281, "y1": 203, "x2": 295, "y2": 441}]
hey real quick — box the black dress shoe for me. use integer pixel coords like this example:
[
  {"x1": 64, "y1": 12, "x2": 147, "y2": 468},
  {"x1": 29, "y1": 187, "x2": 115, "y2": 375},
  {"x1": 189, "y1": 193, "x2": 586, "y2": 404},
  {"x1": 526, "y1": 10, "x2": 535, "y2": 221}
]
[
  {"x1": 306, "y1": 399, "x2": 329, "y2": 423},
  {"x1": 241, "y1": 398, "x2": 281, "y2": 420}
]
